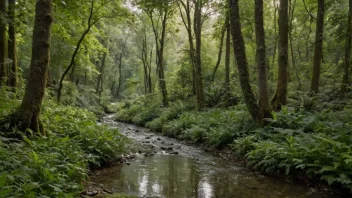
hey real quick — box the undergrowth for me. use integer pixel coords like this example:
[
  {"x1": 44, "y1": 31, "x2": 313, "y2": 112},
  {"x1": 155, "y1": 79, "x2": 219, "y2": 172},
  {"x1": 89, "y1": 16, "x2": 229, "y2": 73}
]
[
  {"x1": 114, "y1": 93, "x2": 352, "y2": 192},
  {"x1": 0, "y1": 89, "x2": 127, "y2": 197}
]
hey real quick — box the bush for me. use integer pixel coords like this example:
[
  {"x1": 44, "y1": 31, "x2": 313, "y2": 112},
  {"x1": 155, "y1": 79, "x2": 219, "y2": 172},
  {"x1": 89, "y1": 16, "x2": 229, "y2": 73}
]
[
  {"x1": 0, "y1": 101, "x2": 127, "y2": 197},
  {"x1": 146, "y1": 100, "x2": 195, "y2": 132}
]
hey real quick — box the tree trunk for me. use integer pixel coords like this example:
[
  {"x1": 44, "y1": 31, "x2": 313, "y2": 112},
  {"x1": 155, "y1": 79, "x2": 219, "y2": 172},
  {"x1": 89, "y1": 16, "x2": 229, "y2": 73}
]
[
  {"x1": 17, "y1": 0, "x2": 53, "y2": 134},
  {"x1": 178, "y1": 0, "x2": 196, "y2": 95},
  {"x1": 194, "y1": 0, "x2": 205, "y2": 109},
  {"x1": 158, "y1": 10, "x2": 168, "y2": 105},
  {"x1": 0, "y1": 0, "x2": 6, "y2": 85},
  {"x1": 211, "y1": 17, "x2": 227, "y2": 82},
  {"x1": 289, "y1": 0, "x2": 301, "y2": 90},
  {"x1": 117, "y1": 53, "x2": 123, "y2": 97},
  {"x1": 271, "y1": 2, "x2": 278, "y2": 82},
  {"x1": 230, "y1": 0, "x2": 262, "y2": 122},
  {"x1": 271, "y1": 0, "x2": 289, "y2": 111},
  {"x1": 224, "y1": 21, "x2": 231, "y2": 104},
  {"x1": 8, "y1": 0, "x2": 17, "y2": 89},
  {"x1": 57, "y1": 0, "x2": 96, "y2": 102},
  {"x1": 341, "y1": 0, "x2": 352, "y2": 92},
  {"x1": 255, "y1": 0, "x2": 272, "y2": 119},
  {"x1": 310, "y1": 0, "x2": 325, "y2": 94},
  {"x1": 98, "y1": 52, "x2": 107, "y2": 101}
]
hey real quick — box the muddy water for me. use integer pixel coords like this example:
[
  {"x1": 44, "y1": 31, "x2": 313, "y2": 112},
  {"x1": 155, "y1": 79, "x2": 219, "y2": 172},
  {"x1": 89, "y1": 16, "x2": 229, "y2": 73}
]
[{"x1": 87, "y1": 115, "x2": 336, "y2": 198}]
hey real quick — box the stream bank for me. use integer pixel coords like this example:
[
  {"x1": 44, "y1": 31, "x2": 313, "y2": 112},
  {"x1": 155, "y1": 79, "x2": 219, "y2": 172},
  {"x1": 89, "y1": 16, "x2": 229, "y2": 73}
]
[{"x1": 85, "y1": 114, "x2": 339, "y2": 198}]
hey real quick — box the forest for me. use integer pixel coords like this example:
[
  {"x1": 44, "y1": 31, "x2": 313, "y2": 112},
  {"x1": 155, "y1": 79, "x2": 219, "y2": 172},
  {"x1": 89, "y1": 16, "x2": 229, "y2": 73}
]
[{"x1": 0, "y1": 0, "x2": 352, "y2": 197}]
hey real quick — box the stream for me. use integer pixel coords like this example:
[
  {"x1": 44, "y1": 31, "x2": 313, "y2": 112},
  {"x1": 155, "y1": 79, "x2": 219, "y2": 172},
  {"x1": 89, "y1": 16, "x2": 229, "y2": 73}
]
[{"x1": 86, "y1": 114, "x2": 338, "y2": 198}]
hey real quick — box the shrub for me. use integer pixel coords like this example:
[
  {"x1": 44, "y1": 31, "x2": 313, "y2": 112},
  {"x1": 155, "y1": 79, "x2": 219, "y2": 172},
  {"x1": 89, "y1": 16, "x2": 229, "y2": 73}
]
[{"x1": 0, "y1": 101, "x2": 127, "y2": 197}]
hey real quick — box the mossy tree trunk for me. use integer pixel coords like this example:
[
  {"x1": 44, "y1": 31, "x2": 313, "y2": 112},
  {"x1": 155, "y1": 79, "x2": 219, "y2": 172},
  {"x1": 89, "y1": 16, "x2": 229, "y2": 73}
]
[
  {"x1": 194, "y1": 0, "x2": 205, "y2": 109},
  {"x1": 8, "y1": 0, "x2": 17, "y2": 89},
  {"x1": 0, "y1": 0, "x2": 6, "y2": 85},
  {"x1": 229, "y1": 0, "x2": 263, "y2": 122},
  {"x1": 16, "y1": 0, "x2": 53, "y2": 134},
  {"x1": 224, "y1": 17, "x2": 231, "y2": 104},
  {"x1": 255, "y1": 0, "x2": 272, "y2": 118},
  {"x1": 341, "y1": 0, "x2": 352, "y2": 92},
  {"x1": 310, "y1": 0, "x2": 325, "y2": 94},
  {"x1": 271, "y1": 0, "x2": 289, "y2": 111}
]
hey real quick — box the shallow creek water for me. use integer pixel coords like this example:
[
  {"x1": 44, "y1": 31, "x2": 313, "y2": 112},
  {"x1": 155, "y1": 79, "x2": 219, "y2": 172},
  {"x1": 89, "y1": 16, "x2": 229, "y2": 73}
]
[{"x1": 86, "y1": 115, "x2": 338, "y2": 198}]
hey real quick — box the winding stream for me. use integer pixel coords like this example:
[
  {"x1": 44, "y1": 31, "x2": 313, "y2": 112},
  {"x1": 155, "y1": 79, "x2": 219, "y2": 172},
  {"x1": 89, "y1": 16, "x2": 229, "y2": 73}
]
[{"x1": 86, "y1": 115, "x2": 338, "y2": 198}]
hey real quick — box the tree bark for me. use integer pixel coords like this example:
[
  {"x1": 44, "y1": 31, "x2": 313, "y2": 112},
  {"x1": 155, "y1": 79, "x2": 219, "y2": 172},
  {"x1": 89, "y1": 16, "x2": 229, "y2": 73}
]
[
  {"x1": 194, "y1": 0, "x2": 205, "y2": 109},
  {"x1": 224, "y1": 21, "x2": 230, "y2": 104},
  {"x1": 310, "y1": 0, "x2": 325, "y2": 94},
  {"x1": 271, "y1": 0, "x2": 289, "y2": 111},
  {"x1": 341, "y1": 0, "x2": 352, "y2": 92},
  {"x1": 8, "y1": 0, "x2": 17, "y2": 89},
  {"x1": 230, "y1": 0, "x2": 262, "y2": 122},
  {"x1": 255, "y1": 0, "x2": 272, "y2": 118},
  {"x1": 0, "y1": 0, "x2": 6, "y2": 85},
  {"x1": 17, "y1": 0, "x2": 53, "y2": 134}
]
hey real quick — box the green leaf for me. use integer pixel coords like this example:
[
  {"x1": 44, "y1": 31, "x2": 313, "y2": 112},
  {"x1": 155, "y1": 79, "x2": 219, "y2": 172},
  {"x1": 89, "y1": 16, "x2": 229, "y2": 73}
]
[
  {"x1": 321, "y1": 175, "x2": 336, "y2": 185},
  {"x1": 0, "y1": 172, "x2": 6, "y2": 188}
]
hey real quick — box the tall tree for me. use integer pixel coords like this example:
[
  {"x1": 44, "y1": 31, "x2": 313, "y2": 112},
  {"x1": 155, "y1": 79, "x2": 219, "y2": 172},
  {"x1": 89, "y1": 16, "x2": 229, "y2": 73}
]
[
  {"x1": 178, "y1": 0, "x2": 196, "y2": 95},
  {"x1": 310, "y1": 0, "x2": 325, "y2": 93},
  {"x1": 341, "y1": 0, "x2": 352, "y2": 92},
  {"x1": 211, "y1": 16, "x2": 227, "y2": 82},
  {"x1": 224, "y1": 17, "x2": 230, "y2": 103},
  {"x1": 142, "y1": 0, "x2": 171, "y2": 105},
  {"x1": 271, "y1": 0, "x2": 289, "y2": 111},
  {"x1": 194, "y1": 0, "x2": 205, "y2": 108},
  {"x1": 229, "y1": 0, "x2": 262, "y2": 122},
  {"x1": 255, "y1": 0, "x2": 272, "y2": 118},
  {"x1": 6, "y1": 0, "x2": 53, "y2": 134},
  {"x1": 0, "y1": 0, "x2": 6, "y2": 85},
  {"x1": 8, "y1": 0, "x2": 17, "y2": 89}
]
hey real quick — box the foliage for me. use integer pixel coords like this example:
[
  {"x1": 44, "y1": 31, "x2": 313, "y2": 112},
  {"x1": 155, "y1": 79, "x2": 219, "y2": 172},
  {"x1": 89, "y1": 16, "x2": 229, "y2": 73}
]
[
  {"x1": 0, "y1": 98, "x2": 126, "y2": 197},
  {"x1": 115, "y1": 94, "x2": 352, "y2": 191}
]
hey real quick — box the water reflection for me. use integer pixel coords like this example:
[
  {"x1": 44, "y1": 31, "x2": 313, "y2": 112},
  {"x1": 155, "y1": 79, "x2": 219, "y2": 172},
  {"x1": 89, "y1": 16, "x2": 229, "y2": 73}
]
[{"x1": 88, "y1": 154, "x2": 329, "y2": 198}]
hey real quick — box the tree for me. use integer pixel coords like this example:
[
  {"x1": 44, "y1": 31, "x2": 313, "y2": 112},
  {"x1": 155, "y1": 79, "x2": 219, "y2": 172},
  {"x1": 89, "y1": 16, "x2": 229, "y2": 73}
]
[
  {"x1": 57, "y1": 0, "x2": 97, "y2": 102},
  {"x1": 310, "y1": 0, "x2": 325, "y2": 94},
  {"x1": 211, "y1": 16, "x2": 227, "y2": 82},
  {"x1": 0, "y1": 0, "x2": 6, "y2": 85},
  {"x1": 8, "y1": 0, "x2": 17, "y2": 89},
  {"x1": 2, "y1": 0, "x2": 53, "y2": 134},
  {"x1": 255, "y1": 0, "x2": 272, "y2": 118},
  {"x1": 224, "y1": 16, "x2": 230, "y2": 103},
  {"x1": 229, "y1": 0, "x2": 262, "y2": 122},
  {"x1": 271, "y1": 0, "x2": 289, "y2": 111},
  {"x1": 341, "y1": 0, "x2": 352, "y2": 92},
  {"x1": 194, "y1": 0, "x2": 205, "y2": 108},
  {"x1": 142, "y1": 0, "x2": 172, "y2": 105}
]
